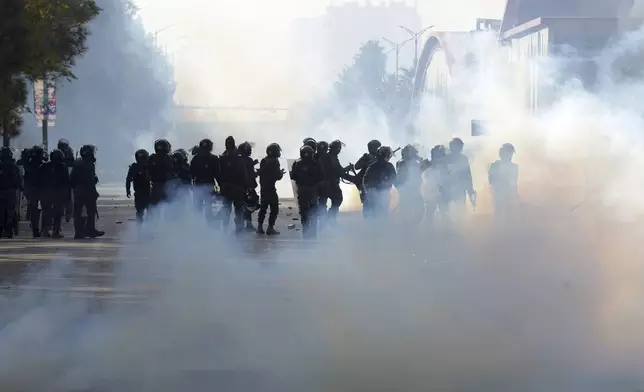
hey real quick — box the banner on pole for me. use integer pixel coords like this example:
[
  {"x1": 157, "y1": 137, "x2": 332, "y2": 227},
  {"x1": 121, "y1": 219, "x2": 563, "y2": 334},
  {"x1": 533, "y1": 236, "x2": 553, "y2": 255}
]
[{"x1": 34, "y1": 78, "x2": 56, "y2": 125}]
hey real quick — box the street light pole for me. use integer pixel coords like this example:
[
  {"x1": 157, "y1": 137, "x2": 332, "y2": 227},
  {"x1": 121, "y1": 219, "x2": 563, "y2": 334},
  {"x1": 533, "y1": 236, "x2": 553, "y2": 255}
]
[
  {"x1": 382, "y1": 37, "x2": 411, "y2": 80},
  {"x1": 153, "y1": 24, "x2": 176, "y2": 46},
  {"x1": 399, "y1": 25, "x2": 434, "y2": 68}
]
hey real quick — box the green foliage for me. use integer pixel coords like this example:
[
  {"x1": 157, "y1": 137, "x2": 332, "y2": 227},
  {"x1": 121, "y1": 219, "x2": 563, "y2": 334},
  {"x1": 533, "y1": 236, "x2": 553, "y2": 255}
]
[
  {"x1": 0, "y1": 0, "x2": 100, "y2": 138},
  {"x1": 334, "y1": 40, "x2": 416, "y2": 125}
]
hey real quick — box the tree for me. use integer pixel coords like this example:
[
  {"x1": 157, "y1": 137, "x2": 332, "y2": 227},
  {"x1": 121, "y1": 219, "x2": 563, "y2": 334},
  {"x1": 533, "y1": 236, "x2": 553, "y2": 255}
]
[
  {"x1": 44, "y1": 0, "x2": 177, "y2": 179},
  {"x1": 0, "y1": 0, "x2": 100, "y2": 145},
  {"x1": 334, "y1": 41, "x2": 416, "y2": 128},
  {"x1": 334, "y1": 40, "x2": 388, "y2": 108}
]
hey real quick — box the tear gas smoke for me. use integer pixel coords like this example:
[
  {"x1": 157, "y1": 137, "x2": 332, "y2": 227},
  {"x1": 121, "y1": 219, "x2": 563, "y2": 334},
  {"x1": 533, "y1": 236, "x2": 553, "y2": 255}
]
[
  {"x1": 5, "y1": 14, "x2": 644, "y2": 392},
  {"x1": 19, "y1": 0, "x2": 175, "y2": 182}
]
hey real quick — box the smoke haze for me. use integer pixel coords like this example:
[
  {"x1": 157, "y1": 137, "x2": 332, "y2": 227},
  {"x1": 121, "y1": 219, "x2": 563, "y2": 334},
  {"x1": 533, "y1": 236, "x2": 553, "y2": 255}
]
[{"x1": 5, "y1": 1, "x2": 644, "y2": 391}]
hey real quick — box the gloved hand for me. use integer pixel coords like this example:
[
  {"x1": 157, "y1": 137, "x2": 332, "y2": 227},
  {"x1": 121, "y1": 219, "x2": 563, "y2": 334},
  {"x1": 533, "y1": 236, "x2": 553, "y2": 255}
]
[{"x1": 126, "y1": 189, "x2": 131, "y2": 199}]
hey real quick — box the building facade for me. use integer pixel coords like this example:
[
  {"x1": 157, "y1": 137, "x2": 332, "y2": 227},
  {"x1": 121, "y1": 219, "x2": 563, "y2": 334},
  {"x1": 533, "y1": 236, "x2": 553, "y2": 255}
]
[{"x1": 413, "y1": 0, "x2": 644, "y2": 121}]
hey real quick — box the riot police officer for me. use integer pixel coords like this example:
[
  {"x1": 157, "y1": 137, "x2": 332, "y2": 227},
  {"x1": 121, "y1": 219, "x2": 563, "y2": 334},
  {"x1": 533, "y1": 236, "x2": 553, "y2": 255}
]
[
  {"x1": 41, "y1": 149, "x2": 71, "y2": 238},
  {"x1": 302, "y1": 137, "x2": 317, "y2": 151},
  {"x1": 318, "y1": 139, "x2": 354, "y2": 224},
  {"x1": 126, "y1": 149, "x2": 151, "y2": 223},
  {"x1": 238, "y1": 141, "x2": 259, "y2": 231},
  {"x1": 24, "y1": 145, "x2": 46, "y2": 237},
  {"x1": 171, "y1": 149, "x2": 191, "y2": 185},
  {"x1": 257, "y1": 143, "x2": 284, "y2": 235},
  {"x1": 147, "y1": 139, "x2": 173, "y2": 208},
  {"x1": 395, "y1": 144, "x2": 430, "y2": 224},
  {"x1": 363, "y1": 146, "x2": 397, "y2": 218},
  {"x1": 218, "y1": 136, "x2": 248, "y2": 232},
  {"x1": 57, "y1": 138, "x2": 75, "y2": 222},
  {"x1": 70, "y1": 145, "x2": 104, "y2": 239},
  {"x1": 290, "y1": 145, "x2": 323, "y2": 238},
  {"x1": 0, "y1": 147, "x2": 20, "y2": 238},
  {"x1": 488, "y1": 143, "x2": 519, "y2": 215},
  {"x1": 315, "y1": 141, "x2": 328, "y2": 162},
  {"x1": 354, "y1": 139, "x2": 381, "y2": 216},
  {"x1": 190, "y1": 138, "x2": 220, "y2": 223}
]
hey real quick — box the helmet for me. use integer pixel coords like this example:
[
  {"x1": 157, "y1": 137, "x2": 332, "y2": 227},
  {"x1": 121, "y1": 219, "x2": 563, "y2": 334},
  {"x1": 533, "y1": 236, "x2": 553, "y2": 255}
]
[
  {"x1": 300, "y1": 145, "x2": 314, "y2": 160},
  {"x1": 135, "y1": 149, "x2": 149, "y2": 163},
  {"x1": 303, "y1": 138, "x2": 317, "y2": 150},
  {"x1": 376, "y1": 146, "x2": 393, "y2": 161},
  {"x1": 225, "y1": 136, "x2": 236, "y2": 151},
  {"x1": 316, "y1": 141, "x2": 329, "y2": 155},
  {"x1": 401, "y1": 144, "x2": 418, "y2": 160},
  {"x1": 57, "y1": 138, "x2": 69, "y2": 149},
  {"x1": 367, "y1": 139, "x2": 382, "y2": 155},
  {"x1": 238, "y1": 142, "x2": 252, "y2": 157},
  {"x1": 154, "y1": 139, "x2": 171, "y2": 154},
  {"x1": 449, "y1": 137, "x2": 464, "y2": 153},
  {"x1": 79, "y1": 144, "x2": 96, "y2": 160},
  {"x1": 20, "y1": 148, "x2": 30, "y2": 161},
  {"x1": 30, "y1": 145, "x2": 45, "y2": 160},
  {"x1": 244, "y1": 190, "x2": 260, "y2": 213},
  {"x1": 0, "y1": 146, "x2": 13, "y2": 161},
  {"x1": 499, "y1": 143, "x2": 515, "y2": 159},
  {"x1": 329, "y1": 140, "x2": 344, "y2": 155},
  {"x1": 266, "y1": 143, "x2": 282, "y2": 158},
  {"x1": 430, "y1": 145, "x2": 446, "y2": 160},
  {"x1": 199, "y1": 138, "x2": 213, "y2": 152},
  {"x1": 172, "y1": 150, "x2": 188, "y2": 164},
  {"x1": 49, "y1": 149, "x2": 64, "y2": 162}
]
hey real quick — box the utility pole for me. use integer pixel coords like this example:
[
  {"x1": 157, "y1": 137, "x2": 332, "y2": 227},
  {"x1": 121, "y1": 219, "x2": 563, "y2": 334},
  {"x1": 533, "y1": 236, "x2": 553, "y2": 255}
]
[
  {"x1": 382, "y1": 37, "x2": 411, "y2": 80},
  {"x1": 399, "y1": 25, "x2": 434, "y2": 68}
]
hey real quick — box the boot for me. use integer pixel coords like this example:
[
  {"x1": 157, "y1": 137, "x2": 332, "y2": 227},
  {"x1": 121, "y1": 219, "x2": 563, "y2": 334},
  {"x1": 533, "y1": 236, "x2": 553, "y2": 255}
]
[
  {"x1": 85, "y1": 212, "x2": 105, "y2": 238},
  {"x1": 52, "y1": 230, "x2": 64, "y2": 239},
  {"x1": 32, "y1": 229, "x2": 41, "y2": 238},
  {"x1": 256, "y1": 223, "x2": 265, "y2": 234},
  {"x1": 266, "y1": 225, "x2": 280, "y2": 235},
  {"x1": 74, "y1": 217, "x2": 86, "y2": 239},
  {"x1": 42, "y1": 230, "x2": 52, "y2": 238},
  {"x1": 88, "y1": 230, "x2": 105, "y2": 238}
]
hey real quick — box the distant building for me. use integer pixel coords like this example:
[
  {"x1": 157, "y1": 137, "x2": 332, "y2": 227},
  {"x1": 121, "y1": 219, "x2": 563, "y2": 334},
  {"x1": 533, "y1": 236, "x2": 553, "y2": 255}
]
[
  {"x1": 413, "y1": 0, "x2": 644, "y2": 119},
  {"x1": 291, "y1": 1, "x2": 422, "y2": 82}
]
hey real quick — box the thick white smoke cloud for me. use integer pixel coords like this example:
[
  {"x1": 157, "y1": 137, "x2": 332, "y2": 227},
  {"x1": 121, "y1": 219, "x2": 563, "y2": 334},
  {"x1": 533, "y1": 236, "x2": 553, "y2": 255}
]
[{"x1": 5, "y1": 6, "x2": 644, "y2": 392}]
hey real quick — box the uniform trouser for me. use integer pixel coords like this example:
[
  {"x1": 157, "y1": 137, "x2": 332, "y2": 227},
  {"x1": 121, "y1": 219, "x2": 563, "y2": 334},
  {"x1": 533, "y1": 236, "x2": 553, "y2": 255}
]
[
  {"x1": 134, "y1": 192, "x2": 150, "y2": 223},
  {"x1": 64, "y1": 167, "x2": 73, "y2": 221},
  {"x1": 0, "y1": 189, "x2": 17, "y2": 234},
  {"x1": 24, "y1": 185, "x2": 41, "y2": 232},
  {"x1": 64, "y1": 192, "x2": 73, "y2": 221},
  {"x1": 150, "y1": 183, "x2": 167, "y2": 206},
  {"x1": 318, "y1": 184, "x2": 328, "y2": 217},
  {"x1": 258, "y1": 189, "x2": 279, "y2": 227},
  {"x1": 492, "y1": 192, "x2": 517, "y2": 216},
  {"x1": 448, "y1": 190, "x2": 467, "y2": 218},
  {"x1": 425, "y1": 195, "x2": 450, "y2": 224},
  {"x1": 297, "y1": 185, "x2": 318, "y2": 237},
  {"x1": 73, "y1": 187, "x2": 98, "y2": 236},
  {"x1": 219, "y1": 185, "x2": 244, "y2": 230},
  {"x1": 326, "y1": 182, "x2": 343, "y2": 222},
  {"x1": 243, "y1": 189, "x2": 258, "y2": 226},
  {"x1": 365, "y1": 189, "x2": 390, "y2": 219},
  {"x1": 397, "y1": 189, "x2": 425, "y2": 224},
  {"x1": 42, "y1": 188, "x2": 68, "y2": 233},
  {"x1": 193, "y1": 183, "x2": 215, "y2": 223}
]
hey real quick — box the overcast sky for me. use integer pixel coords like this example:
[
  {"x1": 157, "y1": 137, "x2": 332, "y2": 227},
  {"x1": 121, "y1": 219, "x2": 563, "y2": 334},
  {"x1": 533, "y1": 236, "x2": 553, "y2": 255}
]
[{"x1": 133, "y1": 0, "x2": 507, "y2": 106}]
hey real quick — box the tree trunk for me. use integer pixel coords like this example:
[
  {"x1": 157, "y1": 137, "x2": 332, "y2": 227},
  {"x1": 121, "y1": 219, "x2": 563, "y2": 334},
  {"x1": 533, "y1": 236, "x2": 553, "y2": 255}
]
[{"x1": 1, "y1": 114, "x2": 9, "y2": 147}]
